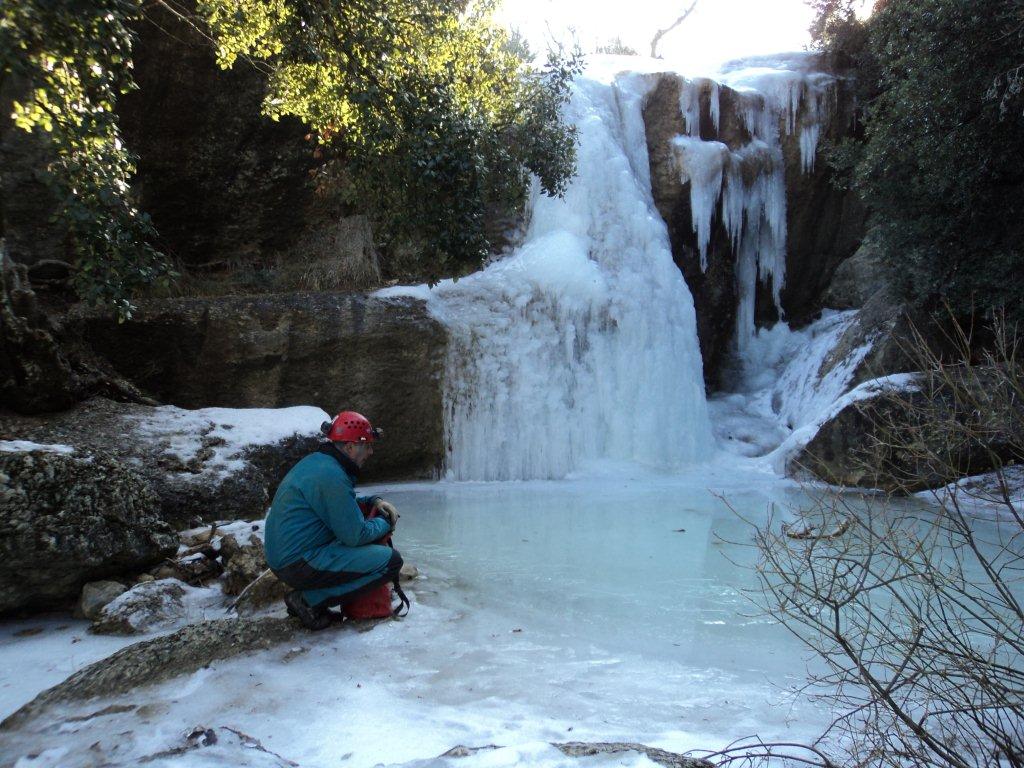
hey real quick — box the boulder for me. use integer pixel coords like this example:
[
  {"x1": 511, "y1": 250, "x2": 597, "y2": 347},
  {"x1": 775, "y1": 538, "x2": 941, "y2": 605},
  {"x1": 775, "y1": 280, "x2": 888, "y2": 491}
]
[
  {"x1": 91, "y1": 579, "x2": 189, "y2": 635},
  {"x1": 75, "y1": 581, "x2": 128, "y2": 621},
  {"x1": 232, "y1": 571, "x2": 290, "y2": 616},
  {"x1": 220, "y1": 535, "x2": 268, "y2": 596},
  {"x1": 2, "y1": 617, "x2": 300, "y2": 730},
  {"x1": 0, "y1": 397, "x2": 327, "y2": 528},
  {"x1": 67, "y1": 292, "x2": 446, "y2": 481},
  {"x1": 793, "y1": 366, "x2": 1024, "y2": 492},
  {"x1": 823, "y1": 233, "x2": 888, "y2": 311},
  {"x1": 0, "y1": 448, "x2": 177, "y2": 614}
]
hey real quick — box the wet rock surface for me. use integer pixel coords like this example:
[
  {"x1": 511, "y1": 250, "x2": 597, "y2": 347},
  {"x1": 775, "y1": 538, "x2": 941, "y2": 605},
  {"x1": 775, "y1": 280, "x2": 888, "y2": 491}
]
[{"x1": 0, "y1": 449, "x2": 177, "y2": 614}]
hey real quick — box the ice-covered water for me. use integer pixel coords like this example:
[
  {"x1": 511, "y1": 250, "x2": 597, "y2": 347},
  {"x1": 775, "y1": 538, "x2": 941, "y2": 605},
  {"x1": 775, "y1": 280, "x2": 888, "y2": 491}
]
[{"x1": 1, "y1": 472, "x2": 844, "y2": 767}]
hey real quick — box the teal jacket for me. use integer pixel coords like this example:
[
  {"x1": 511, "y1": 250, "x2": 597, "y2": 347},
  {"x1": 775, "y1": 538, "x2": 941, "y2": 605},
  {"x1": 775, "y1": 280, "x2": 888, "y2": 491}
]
[{"x1": 264, "y1": 450, "x2": 390, "y2": 571}]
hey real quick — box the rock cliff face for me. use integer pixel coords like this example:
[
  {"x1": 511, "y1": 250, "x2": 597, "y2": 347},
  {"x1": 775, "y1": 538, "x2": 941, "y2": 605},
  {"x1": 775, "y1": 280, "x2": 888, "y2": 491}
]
[
  {"x1": 643, "y1": 69, "x2": 866, "y2": 387},
  {"x1": 68, "y1": 293, "x2": 446, "y2": 480},
  {"x1": 117, "y1": 1, "x2": 335, "y2": 277}
]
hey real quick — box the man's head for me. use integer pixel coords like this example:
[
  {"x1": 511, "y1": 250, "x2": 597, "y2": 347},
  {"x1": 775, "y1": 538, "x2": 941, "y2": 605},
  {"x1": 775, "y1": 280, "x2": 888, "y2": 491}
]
[
  {"x1": 338, "y1": 440, "x2": 374, "y2": 467},
  {"x1": 321, "y1": 410, "x2": 381, "y2": 468}
]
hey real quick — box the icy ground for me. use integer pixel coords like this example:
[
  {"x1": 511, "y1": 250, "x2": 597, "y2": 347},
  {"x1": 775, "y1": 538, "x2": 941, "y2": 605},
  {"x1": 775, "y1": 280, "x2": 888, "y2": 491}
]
[{"x1": 0, "y1": 468, "x2": 861, "y2": 767}]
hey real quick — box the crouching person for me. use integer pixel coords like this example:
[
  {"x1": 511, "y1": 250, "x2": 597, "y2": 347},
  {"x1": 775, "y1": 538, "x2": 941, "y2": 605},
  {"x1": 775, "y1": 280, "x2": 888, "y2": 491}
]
[{"x1": 265, "y1": 411, "x2": 402, "y2": 630}]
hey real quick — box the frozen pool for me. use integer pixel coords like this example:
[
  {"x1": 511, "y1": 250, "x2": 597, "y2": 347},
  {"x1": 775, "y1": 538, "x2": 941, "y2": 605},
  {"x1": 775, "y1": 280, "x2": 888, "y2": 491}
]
[{"x1": 0, "y1": 466, "x2": 850, "y2": 767}]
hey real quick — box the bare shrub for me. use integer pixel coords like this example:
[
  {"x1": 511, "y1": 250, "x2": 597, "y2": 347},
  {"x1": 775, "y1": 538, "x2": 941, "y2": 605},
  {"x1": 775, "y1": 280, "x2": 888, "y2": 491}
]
[{"x1": 723, "y1": 317, "x2": 1024, "y2": 767}]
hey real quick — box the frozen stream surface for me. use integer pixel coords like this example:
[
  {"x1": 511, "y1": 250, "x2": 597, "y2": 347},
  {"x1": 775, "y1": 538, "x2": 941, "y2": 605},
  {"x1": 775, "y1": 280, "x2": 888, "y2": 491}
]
[{"x1": 0, "y1": 466, "x2": 852, "y2": 768}]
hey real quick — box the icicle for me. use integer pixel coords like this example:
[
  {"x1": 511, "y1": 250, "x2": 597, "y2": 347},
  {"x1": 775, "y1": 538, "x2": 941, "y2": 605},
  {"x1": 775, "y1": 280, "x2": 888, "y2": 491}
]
[
  {"x1": 709, "y1": 81, "x2": 721, "y2": 135},
  {"x1": 671, "y1": 136, "x2": 728, "y2": 272},
  {"x1": 721, "y1": 141, "x2": 787, "y2": 349},
  {"x1": 799, "y1": 123, "x2": 821, "y2": 173},
  {"x1": 678, "y1": 77, "x2": 721, "y2": 138},
  {"x1": 679, "y1": 78, "x2": 702, "y2": 137}
]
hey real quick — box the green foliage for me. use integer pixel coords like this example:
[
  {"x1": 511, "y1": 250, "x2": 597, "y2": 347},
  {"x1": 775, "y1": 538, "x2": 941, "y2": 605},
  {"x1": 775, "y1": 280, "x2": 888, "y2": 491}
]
[
  {"x1": 810, "y1": 0, "x2": 1024, "y2": 326},
  {"x1": 200, "y1": 0, "x2": 580, "y2": 281},
  {"x1": 0, "y1": 0, "x2": 175, "y2": 319}
]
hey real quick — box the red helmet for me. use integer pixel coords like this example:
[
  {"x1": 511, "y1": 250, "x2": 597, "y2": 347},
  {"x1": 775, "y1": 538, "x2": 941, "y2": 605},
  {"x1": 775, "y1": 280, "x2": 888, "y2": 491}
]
[{"x1": 321, "y1": 411, "x2": 381, "y2": 443}]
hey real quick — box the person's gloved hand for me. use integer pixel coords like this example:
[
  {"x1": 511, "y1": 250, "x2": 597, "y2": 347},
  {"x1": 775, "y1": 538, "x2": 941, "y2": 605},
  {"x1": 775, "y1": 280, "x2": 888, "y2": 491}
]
[{"x1": 372, "y1": 499, "x2": 400, "y2": 530}]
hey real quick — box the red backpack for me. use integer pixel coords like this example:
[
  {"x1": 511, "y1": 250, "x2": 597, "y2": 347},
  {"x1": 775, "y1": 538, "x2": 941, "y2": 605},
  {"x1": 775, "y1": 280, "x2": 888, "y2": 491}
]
[{"x1": 343, "y1": 502, "x2": 409, "y2": 620}]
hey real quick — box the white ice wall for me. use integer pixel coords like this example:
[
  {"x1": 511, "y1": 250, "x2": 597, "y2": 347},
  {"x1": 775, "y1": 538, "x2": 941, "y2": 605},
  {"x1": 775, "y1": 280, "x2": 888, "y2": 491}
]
[{"x1": 394, "y1": 74, "x2": 713, "y2": 480}]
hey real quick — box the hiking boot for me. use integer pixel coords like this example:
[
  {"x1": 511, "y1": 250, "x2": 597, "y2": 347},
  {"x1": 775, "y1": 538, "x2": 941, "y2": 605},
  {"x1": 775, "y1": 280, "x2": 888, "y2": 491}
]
[{"x1": 285, "y1": 590, "x2": 331, "y2": 631}]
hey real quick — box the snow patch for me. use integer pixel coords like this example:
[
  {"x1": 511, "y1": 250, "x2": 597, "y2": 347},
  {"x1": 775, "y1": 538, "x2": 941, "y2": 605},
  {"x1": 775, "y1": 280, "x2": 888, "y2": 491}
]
[
  {"x1": 125, "y1": 405, "x2": 328, "y2": 479},
  {"x1": 0, "y1": 441, "x2": 74, "y2": 455},
  {"x1": 916, "y1": 465, "x2": 1024, "y2": 519}
]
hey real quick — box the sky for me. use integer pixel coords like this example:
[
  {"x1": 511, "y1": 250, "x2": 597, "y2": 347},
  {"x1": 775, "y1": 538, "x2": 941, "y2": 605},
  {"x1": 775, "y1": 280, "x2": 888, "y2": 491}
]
[{"x1": 497, "y1": 0, "x2": 823, "y2": 72}]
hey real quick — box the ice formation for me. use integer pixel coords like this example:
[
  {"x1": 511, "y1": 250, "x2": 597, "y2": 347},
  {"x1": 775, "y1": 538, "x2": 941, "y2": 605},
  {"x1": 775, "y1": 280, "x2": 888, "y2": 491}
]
[
  {"x1": 678, "y1": 77, "x2": 720, "y2": 137},
  {"x1": 671, "y1": 136, "x2": 728, "y2": 270},
  {"x1": 708, "y1": 311, "x2": 878, "y2": 462},
  {"x1": 383, "y1": 74, "x2": 712, "y2": 481},
  {"x1": 671, "y1": 55, "x2": 834, "y2": 346}
]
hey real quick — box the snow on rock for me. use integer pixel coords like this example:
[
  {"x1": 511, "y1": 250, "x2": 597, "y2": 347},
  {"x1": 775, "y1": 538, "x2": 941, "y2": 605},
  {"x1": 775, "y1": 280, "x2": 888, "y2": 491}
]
[
  {"x1": 916, "y1": 465, "x2": 1024, "y2": 519},
  {"x1": 0, "y1": 440, "x2": 73, "y2": 454},
  {"x1": 126, "y1": 405, "x2": 328, "y2": 480},
  {"x1": 717, "y1": 53, "x2": 835, "y2": 173},
  {"x1": 91, "y1": 579, "x2": 186, "y2": 635},
  {"x1": 774, "y1": 372, "x2": 919, "y2": 475}
]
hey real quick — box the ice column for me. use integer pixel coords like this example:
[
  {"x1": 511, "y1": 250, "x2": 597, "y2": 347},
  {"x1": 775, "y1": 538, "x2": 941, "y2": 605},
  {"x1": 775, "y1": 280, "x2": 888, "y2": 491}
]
[
  {"x1": 678, "y1": 78, "x2": 721, "y2": 137},
  {"x1": 721, "y1": 141, "x2": 788, "y2": 354},
  {"x1": 671, "y1": 136, "x2": 729, "y2": 272},
  {"x1": 426, "y1": 74, "x2": 713, "y2": 480}
]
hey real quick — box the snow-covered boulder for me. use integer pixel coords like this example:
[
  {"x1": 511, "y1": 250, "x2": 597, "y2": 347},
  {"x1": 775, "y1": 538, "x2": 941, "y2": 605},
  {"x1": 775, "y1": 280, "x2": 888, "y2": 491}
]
[
  {"x1": 0, "y1": 397, "x2": 328, "y2": 529},
  {"x1": 75, "y1": 581, "x2": 128, "y2": 621},
  {"x1": 90, "y1": 579, "x2": 189, "y2": 635},
  {"x1": 793, "y1": 367, "x2": 1024, "y2": 492},
  {"x1": 0, "y1": 447, "x2": 177, "y2": 614}
]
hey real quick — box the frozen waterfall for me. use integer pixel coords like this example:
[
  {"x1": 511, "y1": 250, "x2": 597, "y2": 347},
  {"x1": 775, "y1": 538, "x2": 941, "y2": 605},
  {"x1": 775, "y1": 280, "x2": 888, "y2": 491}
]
[
  {"x1": 386, "y1": 74, "x2": 712, "y2": 481},
  {"x1": 672, "y1": 57, "x2": 834, "y2": 350}
]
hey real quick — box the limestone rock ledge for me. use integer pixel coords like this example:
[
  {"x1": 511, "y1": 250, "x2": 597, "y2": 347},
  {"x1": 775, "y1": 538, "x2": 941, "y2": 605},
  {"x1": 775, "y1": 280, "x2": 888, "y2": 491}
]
[{"x1": 66, "y1": 291, "x2": 447, "y2": 481}]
